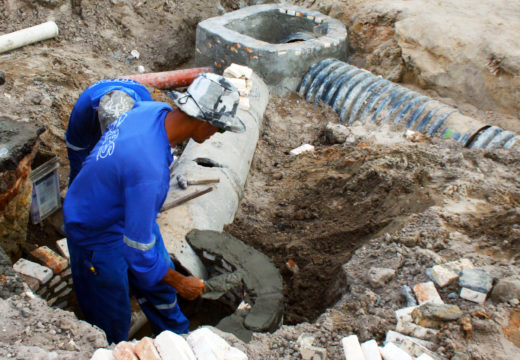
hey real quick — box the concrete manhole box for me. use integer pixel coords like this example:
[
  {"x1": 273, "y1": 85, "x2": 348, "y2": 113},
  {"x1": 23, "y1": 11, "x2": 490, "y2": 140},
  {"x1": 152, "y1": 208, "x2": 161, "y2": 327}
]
[{"x1": 195, "y1": 4, "x2": 347, "y2": 95}]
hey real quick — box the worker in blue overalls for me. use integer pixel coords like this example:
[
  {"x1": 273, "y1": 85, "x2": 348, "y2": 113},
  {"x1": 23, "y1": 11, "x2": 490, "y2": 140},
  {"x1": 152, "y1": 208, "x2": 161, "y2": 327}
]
[
  {"x1": 65, "y1": 79, "x2": 153, "y2": 185},
  {"x1": 63, "y1": 73, "x2": 245, "y2": 343}
]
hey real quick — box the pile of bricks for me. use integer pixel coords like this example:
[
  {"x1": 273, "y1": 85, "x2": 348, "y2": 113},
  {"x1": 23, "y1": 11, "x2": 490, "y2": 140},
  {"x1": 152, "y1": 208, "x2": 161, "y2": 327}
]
[
  {"x1": 91, "y1": 327, "x2": 247, "y2": 360},
  {"x1": 341, "y1": 334, "x2": 436, "y2": 360},
  {"x1": 12, "y1": 238, "x2": 74, "y2": 309}
]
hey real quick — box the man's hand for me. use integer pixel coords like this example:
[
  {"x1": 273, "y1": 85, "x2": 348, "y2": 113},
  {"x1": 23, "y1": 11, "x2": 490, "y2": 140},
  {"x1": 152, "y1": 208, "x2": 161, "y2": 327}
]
[{"x1": 161, "y1": 268, "x2": 205, "y2": 300}]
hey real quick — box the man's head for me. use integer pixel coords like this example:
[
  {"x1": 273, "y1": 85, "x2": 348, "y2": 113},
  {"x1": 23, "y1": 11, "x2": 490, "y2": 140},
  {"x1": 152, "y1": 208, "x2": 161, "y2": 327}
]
[
  {"x1": 98, "y1": 90, "x2": 135, "y2": 132},
  {"x1": 167, "y1": 73, "x2": 245, "y2": 134}
]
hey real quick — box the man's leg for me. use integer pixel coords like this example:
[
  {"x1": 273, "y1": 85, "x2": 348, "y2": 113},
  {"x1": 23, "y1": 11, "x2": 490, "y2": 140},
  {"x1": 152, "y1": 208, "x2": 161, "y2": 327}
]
[
  {"x1": 68, "y1": 240, "x2": 131, "y2": 343},
  {"x1": 130, "y1": 224, "x2": 190, "y2": 335}
]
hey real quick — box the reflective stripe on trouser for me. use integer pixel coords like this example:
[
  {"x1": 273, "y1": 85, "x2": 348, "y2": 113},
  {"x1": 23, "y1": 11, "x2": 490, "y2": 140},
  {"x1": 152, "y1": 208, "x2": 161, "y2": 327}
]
[
  {"x1": 130, "y1": 223, "x2": 189, "y2": 335},
  {"x1": 67, "y1": 222, "x2": 189, "y2": 344}
]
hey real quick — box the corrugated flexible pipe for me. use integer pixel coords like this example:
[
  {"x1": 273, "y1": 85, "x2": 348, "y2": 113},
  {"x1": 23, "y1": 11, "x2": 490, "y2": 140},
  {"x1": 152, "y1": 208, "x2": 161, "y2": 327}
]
[{"x1": 299, "y1": 59, "x2": 520, "y2": 149}]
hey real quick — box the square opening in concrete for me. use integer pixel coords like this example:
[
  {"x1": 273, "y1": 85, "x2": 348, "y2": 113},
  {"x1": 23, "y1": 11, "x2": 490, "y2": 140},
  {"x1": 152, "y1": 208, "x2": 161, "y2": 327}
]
[{"x1": 195, "y1": 4, "x2": 348, "y2": 95}]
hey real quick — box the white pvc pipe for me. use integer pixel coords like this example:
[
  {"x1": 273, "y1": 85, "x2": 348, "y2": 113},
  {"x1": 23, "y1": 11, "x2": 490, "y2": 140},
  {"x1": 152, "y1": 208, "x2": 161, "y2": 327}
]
[{"x1": 0, "y1": 21, "x2": 59, "y2": 54}]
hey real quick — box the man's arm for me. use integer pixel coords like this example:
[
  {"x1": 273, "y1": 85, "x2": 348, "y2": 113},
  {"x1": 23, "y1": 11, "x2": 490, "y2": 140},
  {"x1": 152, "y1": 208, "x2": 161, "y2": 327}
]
[{"x1": 161, "y1": 268, "x2": 205, "y2": 300}]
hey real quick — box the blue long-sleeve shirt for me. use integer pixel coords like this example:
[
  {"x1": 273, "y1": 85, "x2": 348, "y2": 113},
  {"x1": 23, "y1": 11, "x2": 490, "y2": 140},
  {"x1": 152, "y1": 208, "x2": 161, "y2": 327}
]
[
  {"x1": 64, "y1": 101, "x2": 173, "y2": 287},
  {"x1": 65, "y1": 79, "x2": 153, "y2": 184}
]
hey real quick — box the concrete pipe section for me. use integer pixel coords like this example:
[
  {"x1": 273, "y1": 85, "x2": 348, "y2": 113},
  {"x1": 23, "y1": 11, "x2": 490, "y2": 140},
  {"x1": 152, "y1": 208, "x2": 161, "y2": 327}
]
[
  {"x1": 195, "y1": 4, "x2": 347, "y2": 95},
  {"x1": 186, "y1": 229, "x2": 284, "y2": 342},
  {"x1": 299, "y1": 58, "x2": 520, "y2": 149},
  {"x1": 156, "y1": 71, "x2": 269, "y2": 279}
]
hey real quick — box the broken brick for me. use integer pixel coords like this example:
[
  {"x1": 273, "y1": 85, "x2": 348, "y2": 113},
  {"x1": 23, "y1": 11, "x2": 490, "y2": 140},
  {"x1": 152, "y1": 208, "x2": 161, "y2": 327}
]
[
  {"x1": 113, "y1": 342, "x2": 138, "y2": 360},
  {"x1": 426, "y1": 265, "x2": 458, "y2": 287},
  {"x1": 460, "y1": 287, "x2": 487, "y2": 304},
  {"x1": 21, "y1": 274, "x2": 40, "y2": 291},
  {"x1": 413, "y1": 282, "x2": 443, "y2": 305},
  {"x1": 56, "y1": 238, "x2": 70, "y2": 259},
  {"x1": 30, "y1": 246, "x2": 68, "y2": 274},
  {"x1": 134, "y1": 337, "x2": 161, "y2": 360}
]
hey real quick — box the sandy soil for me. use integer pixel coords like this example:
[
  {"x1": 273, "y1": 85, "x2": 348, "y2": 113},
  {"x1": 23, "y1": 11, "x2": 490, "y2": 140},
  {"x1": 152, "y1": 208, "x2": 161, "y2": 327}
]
[{"x1": 1, "y1": 0, "x2": 520, "y2": 359}]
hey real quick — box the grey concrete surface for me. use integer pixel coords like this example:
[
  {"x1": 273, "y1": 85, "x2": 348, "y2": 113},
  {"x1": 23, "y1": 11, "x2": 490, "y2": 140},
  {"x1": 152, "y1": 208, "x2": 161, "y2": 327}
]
[
  {"x1": 195, "y1": 4, "x2": 347, "y2": 95},
  {"x1": 157, "y1": 72, "x2": 269, "y2": 279}
]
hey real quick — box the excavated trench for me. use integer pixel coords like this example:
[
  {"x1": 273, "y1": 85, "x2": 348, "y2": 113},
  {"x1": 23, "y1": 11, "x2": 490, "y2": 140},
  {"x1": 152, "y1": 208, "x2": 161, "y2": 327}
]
[{"x1": 225, "y1": 95, "x2": 437, "y2": 325}]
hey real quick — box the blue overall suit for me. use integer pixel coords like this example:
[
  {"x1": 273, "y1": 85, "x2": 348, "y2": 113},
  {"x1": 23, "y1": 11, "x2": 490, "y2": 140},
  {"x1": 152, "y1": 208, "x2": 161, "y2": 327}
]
[
  {"x1": 65, "y1": 79, "x2": 152, "y2": 185},
  {"x1": 63, "y1": 101, "x2": 189, "y2": 344}
]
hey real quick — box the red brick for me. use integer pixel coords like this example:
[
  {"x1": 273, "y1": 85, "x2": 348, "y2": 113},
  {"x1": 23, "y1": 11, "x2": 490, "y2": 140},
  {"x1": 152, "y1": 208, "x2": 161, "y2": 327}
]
[
  {"x1": 30, "y1": 246, "x2": 68, "y2": 274},
  {"x1": 21, "y1": 274, "x2": 40, "y2": 291},
  {"x1": 113, "y1": 342, "x2": 138, "y2": 360},
  {"x1": 134, "y1": 337, "x2": 161, "y2": 360}
]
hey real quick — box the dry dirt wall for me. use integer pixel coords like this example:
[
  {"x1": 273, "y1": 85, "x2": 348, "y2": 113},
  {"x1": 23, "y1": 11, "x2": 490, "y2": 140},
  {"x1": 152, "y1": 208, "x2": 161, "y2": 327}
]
[{"x1": 292, "y1": 0, "x2": 520, "y2": 118}]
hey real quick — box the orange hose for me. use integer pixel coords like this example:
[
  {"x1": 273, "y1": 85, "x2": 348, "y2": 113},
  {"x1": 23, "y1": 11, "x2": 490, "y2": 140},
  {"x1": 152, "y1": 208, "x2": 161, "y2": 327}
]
[{"x1": 122, "y1": 67, "x2": 214, "y2": 90}]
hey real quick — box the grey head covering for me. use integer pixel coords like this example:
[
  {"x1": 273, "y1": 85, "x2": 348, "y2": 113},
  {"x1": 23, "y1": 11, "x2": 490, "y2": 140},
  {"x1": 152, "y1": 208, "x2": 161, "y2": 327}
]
[{"x1": 98, "y1": 90, "x2": 135, "y2": 133}]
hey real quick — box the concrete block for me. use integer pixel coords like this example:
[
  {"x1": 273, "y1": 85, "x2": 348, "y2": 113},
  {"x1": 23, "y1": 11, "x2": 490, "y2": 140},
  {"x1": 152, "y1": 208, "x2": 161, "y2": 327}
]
[
  {"x1": 57, "y1": 287, "x2": 72, "y2": 298},
  {"x1": 155, "y1": 330, "x2": 196, "y2": 360},
  {"x1": 411, "y1": 304, "x2": 462, "y2": 329},
  {"x1": 187, "y1": 327, "x2": 247, "y2": 360},
  {"x1": 380, "y1": 342, "x2": 413, "y2": 360},
  {"x1": 290, "y1": 144, "x2": 314, "y2": 155},
  {"x1": 56, "y1": 300, "x2": 68, "y2": 309},
  {"x1": 30, "y1": 246, "x2": 68, "y2": 274},
  {"x1": 227, "y1": 78, "x2": 250, "y2": 96},
  {"x1": 460, "y1": 287, "x2": 487, "y2": 304},
  {"x1": 113, "y1": 342, "x2": 137, "y2": 360},
  {"x1": 49, "y1": 274, "x2": 61, "y2": 287},
  {"x1": 395, "y1": 306, "x2": 437, "y2": 338},
  {"x1": 361, "y1": 339, "x2": 382, "y2": 360},
  {"x1": 385, "y1": 331, "x2": 437, "y2": 359},
  {"x1": 21, "y1": 274, "x2": 40, "y2": 291},
  {"x1": 60, "y1": 267, "x2": 72, "y2": 278},
  {"x1": 223, "y1": 63, "x2": 253, "y2": 79},
  {"x1": 459, "y1": 268, "x2": 493, "y2": 294},
  {"x1": 56, "y1": 238, "x2": 70, "y2": 259},
  {"x1": 90, "y1": 348, "x2": 115, "y2": 360},
  {"x1": 48, "y1": 296, "x2": 58, "y2": 306},
  {"x1": 341, "y1": 335, "x2": 365, "y2": 360},
  {"x1": 239, "y1": 96, "x2": 250, "y2": 110},
  {"x1": 426, "y1": 265, "x2": 458, "y2": 288},
  {"x1": 413, "y1": 282, "x2": 443, "y2": 305},
  {"x1": 134, "y1": 337, "x2": 161, "y2": 360},
  {"x1": 53, "y1": 281, "x2": 67, "y2": 293},
  {"x1": 13, "y1": 258, "x2": 53, "y2": 284},
  {"x1": 36, "y1": 285, "x2": 49, "y2": 298}
]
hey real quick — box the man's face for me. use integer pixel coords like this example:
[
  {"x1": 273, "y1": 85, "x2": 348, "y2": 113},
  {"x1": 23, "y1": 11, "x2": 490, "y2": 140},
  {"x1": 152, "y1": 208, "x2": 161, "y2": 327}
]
[{"x1": 192, "y1": 120, "x2": 220, "y2": 143}]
